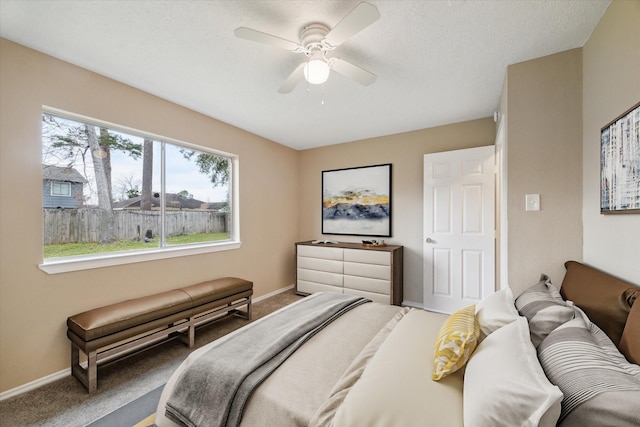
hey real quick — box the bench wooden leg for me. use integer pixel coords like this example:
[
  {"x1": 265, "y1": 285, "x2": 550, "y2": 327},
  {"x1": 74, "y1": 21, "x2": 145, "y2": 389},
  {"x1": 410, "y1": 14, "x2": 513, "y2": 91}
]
[
  {"x1": 181, "y1": 296, "x2": 253, "y2": 348},
  {"x1": 228, "y1": 296, "x2": 252, "y2": 320},
  {"x1": 70, "y1": 343, "x2": 97, "y2": 393},
  {"x1": 87, "y1": 351, "x2": 97, "y2": 393},
  {"x1": 238, "y1": 297, "x2": 252, "y2": 320},
  {"x1": 169, "y1": 321, "x2": 195, "y2": 348},
  {"x1": 187, "y1": 323, "x2": 195, "y2": 347}
]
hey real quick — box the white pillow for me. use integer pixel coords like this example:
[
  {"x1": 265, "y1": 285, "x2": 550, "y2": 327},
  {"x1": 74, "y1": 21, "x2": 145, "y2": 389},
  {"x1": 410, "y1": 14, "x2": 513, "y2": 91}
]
[
  {"x1": 475, "y1": 286, "x2": 520, "y2": 341},
  {"x1": 464, "y1": 317, "x2": 563, "y2": 427}
]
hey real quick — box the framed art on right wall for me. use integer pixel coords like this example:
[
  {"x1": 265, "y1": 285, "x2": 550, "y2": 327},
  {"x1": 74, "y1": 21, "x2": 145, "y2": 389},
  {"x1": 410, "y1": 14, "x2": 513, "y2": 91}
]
[{"x1": 600, "y1": 101, "x2": 640, "y2": 214}]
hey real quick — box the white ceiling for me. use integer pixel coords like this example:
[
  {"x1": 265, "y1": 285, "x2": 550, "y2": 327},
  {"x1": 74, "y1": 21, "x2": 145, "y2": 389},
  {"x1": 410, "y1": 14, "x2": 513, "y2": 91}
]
[{"x1": 0, "y1": 0, "x2": 609, "y2": 150}]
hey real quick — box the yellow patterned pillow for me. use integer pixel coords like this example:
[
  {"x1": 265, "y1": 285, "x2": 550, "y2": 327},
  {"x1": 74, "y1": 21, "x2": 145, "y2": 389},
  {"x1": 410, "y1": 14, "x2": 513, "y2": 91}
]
[{"x1": 432, "y1": 304, "x2": 480, "y2": 381}]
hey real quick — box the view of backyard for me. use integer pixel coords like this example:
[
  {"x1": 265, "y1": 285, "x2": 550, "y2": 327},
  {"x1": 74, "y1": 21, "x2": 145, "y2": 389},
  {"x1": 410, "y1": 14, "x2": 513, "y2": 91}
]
[
  {"x1": 44, "y1": 232, "x2": 229, "y2": 258},
  {"x1": 42, "y1": 112, "x2": 233, "y2": 259}
]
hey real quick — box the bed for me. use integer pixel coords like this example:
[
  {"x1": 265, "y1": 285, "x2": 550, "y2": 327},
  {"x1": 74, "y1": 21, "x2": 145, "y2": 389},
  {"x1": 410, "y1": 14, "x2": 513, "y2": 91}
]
[{"x1": 155, "y1": 261, "x2": 640, "y2": 427}]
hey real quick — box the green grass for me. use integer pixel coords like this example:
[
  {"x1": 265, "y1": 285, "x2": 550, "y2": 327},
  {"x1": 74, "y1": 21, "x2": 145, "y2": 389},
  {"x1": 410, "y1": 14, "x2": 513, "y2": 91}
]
[{"x1": 44, "y1": 232, "x2": 230, "y2": 258}]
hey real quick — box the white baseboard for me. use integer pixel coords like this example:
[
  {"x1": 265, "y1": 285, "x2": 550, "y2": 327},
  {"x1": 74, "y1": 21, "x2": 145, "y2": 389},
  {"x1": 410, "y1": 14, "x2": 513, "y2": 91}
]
[
  {"x1": 253, "y1": 284, "x2": 295, "y2": 303},
  {"x1": 401, "y1": 300, "x2": 423, "y2": 309},
  {"x1": 0, "y1": 367, "x2": 71, "y2": 401},
  {"x1": 0, "y1": 284, "x2": 296, "y2": 401}
]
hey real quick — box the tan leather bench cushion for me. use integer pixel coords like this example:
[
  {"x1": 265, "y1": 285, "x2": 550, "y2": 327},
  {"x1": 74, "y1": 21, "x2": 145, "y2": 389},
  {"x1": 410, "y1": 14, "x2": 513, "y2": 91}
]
[
  {"x1": 560, "y1": 261, "x2": 638, "y2": 347},
  {"x1": 181, "y1": 277, "x2": 253, "y2": 307},
  {"x1": 67, "y1": 277, "x2": 253, "y2": 342},
  {"x1": 67, "y1": 289, "x2": 192, "y2": 341}
]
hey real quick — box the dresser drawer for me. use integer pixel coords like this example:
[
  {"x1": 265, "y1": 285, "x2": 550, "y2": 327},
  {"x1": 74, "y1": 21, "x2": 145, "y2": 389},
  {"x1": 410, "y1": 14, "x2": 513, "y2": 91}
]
[
  {"x1": 297, "y1": 245, "x2": 343, "y2": 260},
  {"x1": 343, "y1": 261, "x2": 390, "y2": 281},
  {"x1": 297, "y1": 268, "x2": 343, "y2": 287},
  {"x1": 343, "y1": 288, "x2": 390, "y2": 304},
  {"x1": 344, "y1": 275, "x2": 390, "y2": 295},
  {"x1": 344, "y1": 248, "x2": 390, "y2": 266},
  {"x1": 297, "y1": 280, "x2": 343, "y2": 295},
  {"x1": 297, "y1": 256, "x2": 343, "y2": 274}
]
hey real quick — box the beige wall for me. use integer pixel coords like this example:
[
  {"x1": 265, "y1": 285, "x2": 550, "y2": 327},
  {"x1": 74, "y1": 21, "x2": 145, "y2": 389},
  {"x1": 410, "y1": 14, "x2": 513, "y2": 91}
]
[
  {"x1": 0, "y1": 39, "x2": 299, "y2": 392},
  {"x1": 582, "y1": 0, "x2": 640, "y2": 284},
  {"x1": 297, "y1": 120, "x2": 496, "y2": 304},
  {"x1": 504, "y1": 48, "x2": 584, "y2": 294}
]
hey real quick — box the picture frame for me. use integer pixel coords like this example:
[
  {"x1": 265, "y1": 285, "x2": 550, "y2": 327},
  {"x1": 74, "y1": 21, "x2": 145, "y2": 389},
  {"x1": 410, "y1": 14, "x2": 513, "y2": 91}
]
[
  {"x1": 322, "y1": 163, "x2": 392, "y2": 237},
  {"x1": 600, "y1": 101, "x2": 640, "y2": 214}
]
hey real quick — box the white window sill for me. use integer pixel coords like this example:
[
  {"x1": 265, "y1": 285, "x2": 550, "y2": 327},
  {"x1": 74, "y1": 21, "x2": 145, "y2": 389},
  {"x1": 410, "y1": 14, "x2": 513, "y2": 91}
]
[{"x1": 38, "y1": 241, "x2": 242, "y2": 274}]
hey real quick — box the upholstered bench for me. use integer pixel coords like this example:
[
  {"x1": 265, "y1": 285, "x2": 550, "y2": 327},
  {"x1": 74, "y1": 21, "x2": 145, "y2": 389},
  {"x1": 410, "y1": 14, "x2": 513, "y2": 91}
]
[{"x1": 67, "y1": 277, "x2": 253, "y2": 392}]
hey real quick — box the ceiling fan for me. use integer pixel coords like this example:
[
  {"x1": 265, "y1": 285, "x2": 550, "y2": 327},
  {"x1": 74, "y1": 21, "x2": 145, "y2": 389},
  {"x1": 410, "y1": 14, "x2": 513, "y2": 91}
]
[{"x1": 234, "y1": 2, "x2": 380, "y2": 93}]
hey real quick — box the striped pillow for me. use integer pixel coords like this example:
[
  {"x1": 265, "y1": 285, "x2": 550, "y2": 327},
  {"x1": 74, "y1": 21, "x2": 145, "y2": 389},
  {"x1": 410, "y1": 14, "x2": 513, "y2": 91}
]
[
  {"x1": 432, "y1": 304, "x2": 480, "y2": 381},
  {"x1": 515, "y1": 274, "x2": 574, "y2": 347},
  {"x1": 538, "y1": 308, "x2": 640, "y2": 423}
]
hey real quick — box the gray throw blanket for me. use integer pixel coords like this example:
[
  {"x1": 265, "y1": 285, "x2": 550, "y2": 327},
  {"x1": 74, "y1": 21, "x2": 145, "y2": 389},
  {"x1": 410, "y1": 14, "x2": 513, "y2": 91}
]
[{"x1": 165, "y1": 292, "x2": 370, "y2": 427}]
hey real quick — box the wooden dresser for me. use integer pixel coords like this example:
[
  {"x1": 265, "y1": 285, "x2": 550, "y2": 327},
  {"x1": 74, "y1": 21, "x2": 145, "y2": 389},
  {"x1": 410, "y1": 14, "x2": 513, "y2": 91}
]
[{"x1": 295, "y1": 241, "x2": 403, "y2": 305}]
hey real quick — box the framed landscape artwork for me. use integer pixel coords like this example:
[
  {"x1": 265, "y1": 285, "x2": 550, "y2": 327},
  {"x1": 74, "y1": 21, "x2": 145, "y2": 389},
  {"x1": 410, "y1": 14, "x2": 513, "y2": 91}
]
[
  {"x1": 600, "y1": 102, "x2": 640, "y2": 214},
  {"x1": 322, "y1": 163, "x2": 392, "y2": 237}
]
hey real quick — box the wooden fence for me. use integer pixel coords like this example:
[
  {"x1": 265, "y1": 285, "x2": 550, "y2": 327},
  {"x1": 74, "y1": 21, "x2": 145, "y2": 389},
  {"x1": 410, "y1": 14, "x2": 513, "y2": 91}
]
[{"x1": 43, "y1": 209, "x2": 229, "y2": 245}]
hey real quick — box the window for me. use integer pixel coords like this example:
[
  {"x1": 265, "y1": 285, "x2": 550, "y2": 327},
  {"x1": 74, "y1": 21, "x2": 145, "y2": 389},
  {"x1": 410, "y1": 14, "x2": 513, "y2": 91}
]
[
  {"x1": 40, "y1": 109, "x2": 239, "y2": 273},
  {"x1": 51, "y1": 181, "x2": 71, "y2": 196}
]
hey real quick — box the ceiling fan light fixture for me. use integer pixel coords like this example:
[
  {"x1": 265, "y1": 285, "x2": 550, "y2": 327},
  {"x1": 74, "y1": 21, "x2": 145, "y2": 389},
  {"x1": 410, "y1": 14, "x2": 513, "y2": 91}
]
[
  {"x1": 304, "y1": 59, "x2": 330, "y2": 85},
  {"x1": 235, "y1": 2, "x2": 380, "y2": 92}
]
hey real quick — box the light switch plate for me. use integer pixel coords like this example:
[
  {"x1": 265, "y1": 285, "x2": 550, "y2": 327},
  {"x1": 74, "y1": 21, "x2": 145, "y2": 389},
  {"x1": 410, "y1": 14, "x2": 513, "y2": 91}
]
[{"x1": 526, "y1": 194, "x2": 540, "y2": 211}]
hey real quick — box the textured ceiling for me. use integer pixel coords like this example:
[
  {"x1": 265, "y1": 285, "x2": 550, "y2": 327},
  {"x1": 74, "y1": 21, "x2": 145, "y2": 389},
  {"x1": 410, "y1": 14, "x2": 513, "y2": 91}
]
[{"x1": 0, "y1": 0, "x2": 609, "y2": 150}]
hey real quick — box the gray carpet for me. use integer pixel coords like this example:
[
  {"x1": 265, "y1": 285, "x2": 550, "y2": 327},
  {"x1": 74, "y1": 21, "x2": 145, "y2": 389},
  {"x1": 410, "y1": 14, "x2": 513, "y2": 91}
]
[{"x1": 0, "y1": 289, "x2": 303, "y2": 427}]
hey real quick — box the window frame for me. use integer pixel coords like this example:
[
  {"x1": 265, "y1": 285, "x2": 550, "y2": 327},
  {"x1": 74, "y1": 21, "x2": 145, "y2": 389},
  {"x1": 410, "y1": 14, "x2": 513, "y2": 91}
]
[
  {"x1": 39, "y1": 106, "x2": 241, "y2": 275},
  {"x1": 50, "y1": 181, "x2": 71, "y2": 197}
]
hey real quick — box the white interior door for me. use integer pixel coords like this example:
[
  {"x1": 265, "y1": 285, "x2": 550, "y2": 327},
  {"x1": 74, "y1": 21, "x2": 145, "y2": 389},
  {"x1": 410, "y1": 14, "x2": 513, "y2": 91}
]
[{"x1": 423, "y1": 146, "x2": 495, "y2": 314}]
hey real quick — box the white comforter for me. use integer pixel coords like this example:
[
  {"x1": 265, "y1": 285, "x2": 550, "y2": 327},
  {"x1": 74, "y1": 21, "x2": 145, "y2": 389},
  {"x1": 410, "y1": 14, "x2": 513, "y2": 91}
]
[
  {"x1": 156, "y1": 299, "x2": 463, "y2": 427},
  {"x1": 312, "y1": 309, "x2": 464, "y2": 427}
]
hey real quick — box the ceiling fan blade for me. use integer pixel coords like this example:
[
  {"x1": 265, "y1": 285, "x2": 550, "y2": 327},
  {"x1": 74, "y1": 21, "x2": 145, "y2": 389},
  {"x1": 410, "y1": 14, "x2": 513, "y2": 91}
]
[
  {"x1": 324, "y1": 2, "x2": 380, "y2": 47},
  {"x1": 235, "y1": 27, "x2": 301, "y2": 51},
  {"x1": 329, "y1": 58, "x2": 376, "y2": 86},
  {"x1": 278, "y1": 63, "x2": 306, "y2": 93}
]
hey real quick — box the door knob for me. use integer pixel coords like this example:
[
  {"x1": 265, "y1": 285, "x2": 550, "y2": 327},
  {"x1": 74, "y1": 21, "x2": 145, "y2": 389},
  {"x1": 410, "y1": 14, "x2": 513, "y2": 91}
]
[{"x1": 426, "y1": 237, "x2": 434, "y2": 243}]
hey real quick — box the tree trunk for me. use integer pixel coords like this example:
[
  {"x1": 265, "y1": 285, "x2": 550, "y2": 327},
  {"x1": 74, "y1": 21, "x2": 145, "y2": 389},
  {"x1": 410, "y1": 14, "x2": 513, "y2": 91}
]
[
  {"x1": 86, "y1": 125, "x2": 117, "y2": 243},
  {"x1": 141, "y1": 139, "x2": 153, "y2": 211},
  {"x1": 99, "y1": 128, "x2": 113, "y2": 200}
]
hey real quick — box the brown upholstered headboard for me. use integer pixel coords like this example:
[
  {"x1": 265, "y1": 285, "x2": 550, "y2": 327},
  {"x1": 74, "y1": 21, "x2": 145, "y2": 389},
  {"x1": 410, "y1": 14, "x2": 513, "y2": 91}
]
[{"x1": 560, "y1": 260, "x2": 639, "y2": 364}]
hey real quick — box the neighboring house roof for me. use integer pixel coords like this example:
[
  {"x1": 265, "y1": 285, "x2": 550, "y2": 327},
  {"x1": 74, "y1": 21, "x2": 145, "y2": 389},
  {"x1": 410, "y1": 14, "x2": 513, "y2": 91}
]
[
  {"x1": 42, "y1": 164, "x2": 87, "y2": 183},
  {"x1": 113, "y1": 193, "x2": 219, "y2": 210}
]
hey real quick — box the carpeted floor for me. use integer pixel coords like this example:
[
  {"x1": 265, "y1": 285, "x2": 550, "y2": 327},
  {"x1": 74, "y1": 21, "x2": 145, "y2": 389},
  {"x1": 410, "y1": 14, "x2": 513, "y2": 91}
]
[{"x1": 0, "y1": 288, "x2": 303, "y2": 427}]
